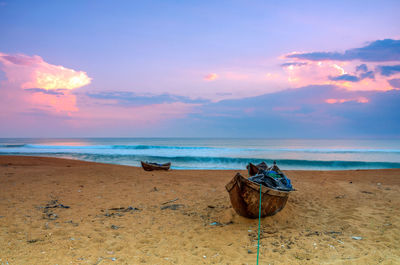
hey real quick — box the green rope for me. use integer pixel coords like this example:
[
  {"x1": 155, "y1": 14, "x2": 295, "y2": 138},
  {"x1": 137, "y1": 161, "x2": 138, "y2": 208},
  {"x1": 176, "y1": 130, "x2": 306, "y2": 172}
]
[{"x1": 256, "y1": 183, "x2": 262, "y2": 265}]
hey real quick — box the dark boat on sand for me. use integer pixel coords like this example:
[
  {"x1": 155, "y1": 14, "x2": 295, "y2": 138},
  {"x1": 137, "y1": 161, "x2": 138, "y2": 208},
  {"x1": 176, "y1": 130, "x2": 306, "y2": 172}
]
[
  {"x1": 225, "y1": 172, "x2": 291, "y2": 218},
  {"x1": 141, "y1": 161, "x2": 171, "y2": 171}
]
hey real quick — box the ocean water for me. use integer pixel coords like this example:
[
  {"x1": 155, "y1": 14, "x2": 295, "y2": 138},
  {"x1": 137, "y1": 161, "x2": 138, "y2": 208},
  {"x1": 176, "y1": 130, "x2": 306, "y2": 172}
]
[{"x1": 1, "y1": 138, "x2": 400, "y2": 170}]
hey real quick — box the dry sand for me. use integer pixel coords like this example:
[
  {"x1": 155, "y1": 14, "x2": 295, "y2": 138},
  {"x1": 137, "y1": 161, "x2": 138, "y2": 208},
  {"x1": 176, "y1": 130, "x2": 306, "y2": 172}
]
[{"x1": 0, "y1": 155, "x2": 399, "y2": 264}]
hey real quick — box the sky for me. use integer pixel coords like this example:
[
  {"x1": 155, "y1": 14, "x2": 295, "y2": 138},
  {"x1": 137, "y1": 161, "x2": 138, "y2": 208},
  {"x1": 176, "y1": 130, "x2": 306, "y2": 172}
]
[{"x1": 0, "y1": 0, "x2": 399, "y2": 138}]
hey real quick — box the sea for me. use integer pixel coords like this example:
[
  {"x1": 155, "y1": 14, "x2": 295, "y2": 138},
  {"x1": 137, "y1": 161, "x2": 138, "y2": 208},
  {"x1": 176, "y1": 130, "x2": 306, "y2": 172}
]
[{"x1": 1, "y1": 138, "x2": 400, "y2": 170}]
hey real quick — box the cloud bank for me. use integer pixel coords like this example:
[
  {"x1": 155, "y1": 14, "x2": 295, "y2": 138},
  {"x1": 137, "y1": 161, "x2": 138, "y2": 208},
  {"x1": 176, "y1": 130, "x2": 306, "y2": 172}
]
[
  {"x1": 168, "y1": 85, "x2": 400, "y2": 138},
  {"x1": 0, "y1": 52, "x2": 91, "y2": 114},
  {"x1": 85, "y1": 91, "x2": 209, "y2": 106},
  {"x1": 286, "y1": 39, "x2": 400, "y2": 62},
  {"x1": 281, "y1": 39, "x2": 400, "y2": 92}
]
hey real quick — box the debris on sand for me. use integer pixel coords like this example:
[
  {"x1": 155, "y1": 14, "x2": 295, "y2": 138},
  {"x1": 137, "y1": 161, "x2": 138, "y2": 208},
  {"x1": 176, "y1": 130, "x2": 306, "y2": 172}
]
[
  {"x1": 161, "y1": 198, "x2": 179, "y2": 205},
  {"x1": 27, "y1": 239, "x2": 42, "y2": 244},
  {"x1": 43, "y1": 199, "x2": 70, "y2": 209},
  {"x1": 64, "y1": 220, "x2": 79, "y2": 226},
  {"x1": 108, "y1": 206, "x2": 140, "y2": 212},
  {"x1": 361, "y1": 191, "x2": 374, "y2": 194},
  {"x1": 160, "y1": 204, "x2": 184, "y2": 210},
  {"x1": 104, "y1": 206, "x2": 140, "y2": 217},
  {"x1": 43, "y1": 212, "x2": 58, "y2": 220},
  {"x1": 38, "y1": 199, "x2": 70, "y2": 220}
]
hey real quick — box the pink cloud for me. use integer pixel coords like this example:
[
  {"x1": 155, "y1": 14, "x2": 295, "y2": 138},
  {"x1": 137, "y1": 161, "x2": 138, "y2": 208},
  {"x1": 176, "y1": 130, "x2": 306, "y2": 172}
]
[
  {"x1": 204, "y1": 73, "x2": 218, "y2": 81},
  {"x1": 0, "y1": 52, "x2": 91, "y2": 114},
  {"x1": 325, "y1": 97, "x2": 369, "y2": 104},
  {"x1": 332, "y1": 77, "x2": 392, "y2": 91},
  {"x1": 0, "y1": 52, "x2": 91, "y2": 90},
  {"x1": 282, "y1": 60, "x2": 345, "y2": 87},
  {"x1": 282, "y1": 58, "x2": 398, "y2": 91}
]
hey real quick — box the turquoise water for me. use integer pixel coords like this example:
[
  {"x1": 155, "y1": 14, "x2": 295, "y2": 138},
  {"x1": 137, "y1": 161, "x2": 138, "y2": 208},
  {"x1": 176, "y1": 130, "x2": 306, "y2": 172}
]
[{"x1": 1, "y1": 138, "x2": 400, "y2": 170}]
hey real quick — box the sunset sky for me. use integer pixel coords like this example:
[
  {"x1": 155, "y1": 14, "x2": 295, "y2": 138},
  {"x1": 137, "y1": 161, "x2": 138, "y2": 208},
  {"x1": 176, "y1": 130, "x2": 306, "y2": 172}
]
[{"x1": 0, "y1": 0, "x2": 399, "y2": 138}]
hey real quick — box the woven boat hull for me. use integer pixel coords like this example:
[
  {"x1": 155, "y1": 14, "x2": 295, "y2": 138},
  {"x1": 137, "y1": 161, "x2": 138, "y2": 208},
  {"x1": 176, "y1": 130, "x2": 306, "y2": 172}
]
[
  {"x1": 225, "y1": 173, "x2": 290, "y2": 218},
  {"x1": 141, "y1": 161, "x2": 171, "y2": 171}
]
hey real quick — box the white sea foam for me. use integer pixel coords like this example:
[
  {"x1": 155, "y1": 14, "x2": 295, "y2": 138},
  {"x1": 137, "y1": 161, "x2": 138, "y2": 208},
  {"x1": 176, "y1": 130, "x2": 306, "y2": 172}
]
[{"x1": 1, "y1": 138, "x2": 400, "y2": 170}]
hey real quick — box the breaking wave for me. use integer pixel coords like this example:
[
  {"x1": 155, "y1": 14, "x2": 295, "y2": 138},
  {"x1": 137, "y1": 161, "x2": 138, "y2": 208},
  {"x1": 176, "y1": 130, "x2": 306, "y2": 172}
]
[{"x1": 1, "y1": 152, "x2": 399, "y2": 170}]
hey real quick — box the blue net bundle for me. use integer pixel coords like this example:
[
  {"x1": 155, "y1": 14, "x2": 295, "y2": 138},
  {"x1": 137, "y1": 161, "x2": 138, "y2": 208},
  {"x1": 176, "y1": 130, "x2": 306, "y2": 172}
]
[{"x1": 248, "y1": 161, "x2": 293, "y2": 191}]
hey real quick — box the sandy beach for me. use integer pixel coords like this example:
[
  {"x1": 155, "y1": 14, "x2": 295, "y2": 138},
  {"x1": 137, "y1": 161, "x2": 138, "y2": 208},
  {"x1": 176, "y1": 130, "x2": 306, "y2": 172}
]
[{"x1": 0, "y1": 155, "x2": 399, "y2": 264}]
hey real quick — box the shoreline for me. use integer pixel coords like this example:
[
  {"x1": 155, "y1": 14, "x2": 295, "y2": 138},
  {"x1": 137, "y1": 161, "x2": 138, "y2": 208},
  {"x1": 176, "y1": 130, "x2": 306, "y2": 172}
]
[
  {"x1": 1, "y1": 154, "x2": 399, "y2": 171},
  {"x1": 1, "y1": 155, "x2": 399, "y2": 264}
]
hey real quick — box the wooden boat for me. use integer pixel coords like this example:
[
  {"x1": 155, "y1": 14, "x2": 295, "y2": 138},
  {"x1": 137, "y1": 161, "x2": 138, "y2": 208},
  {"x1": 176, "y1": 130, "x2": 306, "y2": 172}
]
[
  {"x1": 225, "y1": 173, "x2": 290, "y2": 218},
  {"x1": 141, "y1": 161, "x2": 171, "y2": 171},
  {"x1": 246, "y1": 161, "x2": 268, "y2": 176}
]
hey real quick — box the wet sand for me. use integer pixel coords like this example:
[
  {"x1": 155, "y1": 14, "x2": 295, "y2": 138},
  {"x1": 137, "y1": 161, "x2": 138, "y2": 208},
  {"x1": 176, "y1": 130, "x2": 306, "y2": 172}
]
[{"x1": 0, "y1": 155, "x2": 399, "y2": 264}]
